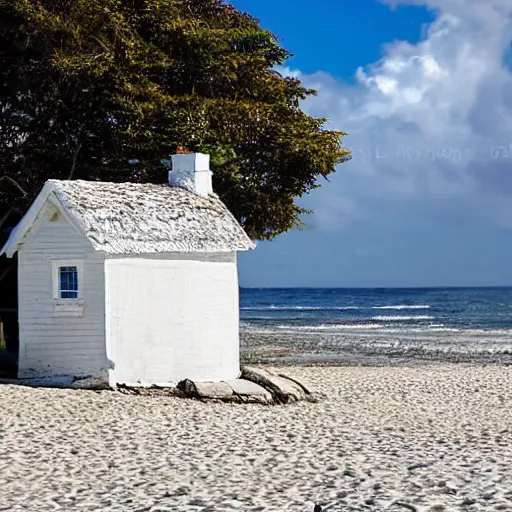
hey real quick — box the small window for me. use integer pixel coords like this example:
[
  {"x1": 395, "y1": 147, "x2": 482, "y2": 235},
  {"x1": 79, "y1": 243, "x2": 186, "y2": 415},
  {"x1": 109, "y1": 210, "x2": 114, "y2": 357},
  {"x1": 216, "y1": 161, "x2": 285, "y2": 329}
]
[
  {"x1": 59, "y1": 266, "x2": 78, "y2": 299},
  {"x1": 52, "y1": 260, "x2": 83, "y2": 301}
]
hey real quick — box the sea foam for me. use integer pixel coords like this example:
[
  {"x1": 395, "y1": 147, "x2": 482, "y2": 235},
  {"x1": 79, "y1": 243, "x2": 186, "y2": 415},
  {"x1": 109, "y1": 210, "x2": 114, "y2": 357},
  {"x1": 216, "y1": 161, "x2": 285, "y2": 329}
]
[
  {"x1": 371, "y1": 305, "x2": 431, "y2": 310},
  {"x1": 372, "y1": 315, "x2": 435, "y2": 321}
]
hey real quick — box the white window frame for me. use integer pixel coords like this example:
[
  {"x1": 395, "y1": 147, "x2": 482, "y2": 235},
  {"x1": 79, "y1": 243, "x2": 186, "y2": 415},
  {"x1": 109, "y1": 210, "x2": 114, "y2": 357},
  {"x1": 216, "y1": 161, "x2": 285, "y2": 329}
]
[{"x1": 51, "y1": 260, "x2": 84, "y2": 300}]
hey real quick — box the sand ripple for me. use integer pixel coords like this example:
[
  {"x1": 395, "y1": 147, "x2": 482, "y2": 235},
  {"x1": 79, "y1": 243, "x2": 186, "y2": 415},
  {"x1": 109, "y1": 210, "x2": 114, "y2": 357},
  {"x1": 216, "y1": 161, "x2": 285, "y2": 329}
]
[{"x1": 0, "y1": 364, "x2": 511, "y2": 511}]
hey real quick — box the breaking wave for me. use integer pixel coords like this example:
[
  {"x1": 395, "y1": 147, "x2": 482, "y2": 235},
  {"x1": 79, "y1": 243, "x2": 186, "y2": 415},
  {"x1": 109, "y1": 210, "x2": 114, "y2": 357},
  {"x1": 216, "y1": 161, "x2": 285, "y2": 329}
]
[
  {"x1": 276, "y1": 323, "x2": 385, "y2": 330},
  {"x1": 371, "y1": 305, "x2": 431, "y2": 310},
  {"x1": 372, "y1": 315, "x2": 435, "y2": 321},
  {"x1": 241, "y1": 305, "x2": 431, "y2": 311}
]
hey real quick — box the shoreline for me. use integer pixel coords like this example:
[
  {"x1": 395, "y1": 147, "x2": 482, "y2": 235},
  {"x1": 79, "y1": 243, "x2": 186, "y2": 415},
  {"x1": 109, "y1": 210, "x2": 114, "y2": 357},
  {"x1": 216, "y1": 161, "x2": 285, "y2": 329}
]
[{"x1": 241, "y1": 329, "x2": 512, "y2": 367}]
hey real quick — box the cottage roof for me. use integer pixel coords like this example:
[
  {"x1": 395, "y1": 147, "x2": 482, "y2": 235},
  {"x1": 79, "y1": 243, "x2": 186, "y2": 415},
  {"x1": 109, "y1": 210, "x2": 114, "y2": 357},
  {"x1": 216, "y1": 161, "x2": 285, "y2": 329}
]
[{"x1": 1, "y1": 179, "x2": 255, "y2": 256}]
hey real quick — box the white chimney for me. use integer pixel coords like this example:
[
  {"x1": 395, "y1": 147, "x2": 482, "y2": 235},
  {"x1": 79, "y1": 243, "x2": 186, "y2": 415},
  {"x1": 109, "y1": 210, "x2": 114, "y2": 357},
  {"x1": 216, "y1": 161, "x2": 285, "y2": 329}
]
[{"x1": 169, "y1": 153, "x2": 213, "y2": 196}]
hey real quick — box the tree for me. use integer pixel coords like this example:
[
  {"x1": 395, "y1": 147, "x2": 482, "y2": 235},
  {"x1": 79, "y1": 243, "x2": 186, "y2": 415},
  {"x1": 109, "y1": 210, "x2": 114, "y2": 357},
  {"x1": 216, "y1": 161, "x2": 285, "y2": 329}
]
[{"x1": 0, "y1": 0, "x2": 350, "y2": 242}]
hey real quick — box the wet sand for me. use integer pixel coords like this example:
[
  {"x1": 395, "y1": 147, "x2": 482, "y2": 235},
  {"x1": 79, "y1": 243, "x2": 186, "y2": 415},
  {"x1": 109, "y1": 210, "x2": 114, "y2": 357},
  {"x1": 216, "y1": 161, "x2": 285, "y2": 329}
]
[{"x1": 241, "y1": 329, "x2": 512, "y2": 366}]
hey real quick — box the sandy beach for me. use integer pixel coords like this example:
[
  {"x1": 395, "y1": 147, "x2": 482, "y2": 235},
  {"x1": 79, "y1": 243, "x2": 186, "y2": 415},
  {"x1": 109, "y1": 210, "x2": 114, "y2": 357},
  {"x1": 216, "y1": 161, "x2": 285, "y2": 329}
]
[{"x1": 0, "y1": 364, "x2": 511, "y2": 512}]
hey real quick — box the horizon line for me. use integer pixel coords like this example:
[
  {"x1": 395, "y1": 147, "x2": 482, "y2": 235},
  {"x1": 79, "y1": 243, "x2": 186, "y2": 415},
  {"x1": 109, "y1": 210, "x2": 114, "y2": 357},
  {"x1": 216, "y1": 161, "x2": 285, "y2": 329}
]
[{"x1": 239, "y1": 285, "x2": 512, "y2": 290}]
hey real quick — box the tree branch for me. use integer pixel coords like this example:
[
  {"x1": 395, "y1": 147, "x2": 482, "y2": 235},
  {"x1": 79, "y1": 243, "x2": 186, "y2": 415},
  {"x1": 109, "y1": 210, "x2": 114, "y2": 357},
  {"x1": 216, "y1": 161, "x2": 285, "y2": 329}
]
[
  {"x1": 0, "y1": 204, "x2": 16, "y2": 232},
  {"x1": 0, "y1": 176, "x2": 27, "y2": 197},
  {"x1": 68, "y1": 143, "x2": 83, "y2": 180},
  {"x1": 0, "y1": 176, "x2": 28, "y2": 231}
]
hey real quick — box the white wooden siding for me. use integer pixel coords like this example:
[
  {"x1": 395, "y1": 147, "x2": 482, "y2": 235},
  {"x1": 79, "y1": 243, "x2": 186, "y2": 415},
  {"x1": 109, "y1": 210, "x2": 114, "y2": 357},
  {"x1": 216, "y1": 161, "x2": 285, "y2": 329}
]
[
  {"x1": 18, "y1": 205, "x2": 107, "y2": 378},
  {"x1": 105, "y1": 253, "x2": 240, "y2": 386}
]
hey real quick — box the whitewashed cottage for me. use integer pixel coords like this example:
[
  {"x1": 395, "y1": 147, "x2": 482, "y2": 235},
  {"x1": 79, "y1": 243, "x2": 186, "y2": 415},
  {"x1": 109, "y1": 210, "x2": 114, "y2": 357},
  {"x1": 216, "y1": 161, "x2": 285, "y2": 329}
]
[{"x1": 0, "y1": 153, "x2": 255, "y2": 387}]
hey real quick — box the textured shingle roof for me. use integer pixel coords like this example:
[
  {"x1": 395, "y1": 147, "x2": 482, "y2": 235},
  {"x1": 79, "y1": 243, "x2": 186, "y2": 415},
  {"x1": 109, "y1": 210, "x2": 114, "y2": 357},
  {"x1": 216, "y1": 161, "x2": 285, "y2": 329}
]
[{"x1": 2, "y1": 179, "x2": 255, "y2": 256}]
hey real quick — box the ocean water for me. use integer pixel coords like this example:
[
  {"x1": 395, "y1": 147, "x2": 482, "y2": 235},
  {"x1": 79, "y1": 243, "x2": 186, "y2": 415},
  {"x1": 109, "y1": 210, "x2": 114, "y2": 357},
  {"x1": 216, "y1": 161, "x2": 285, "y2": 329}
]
[{"x1": 240, "y1": 288, "x2": 512, "y2": 363}]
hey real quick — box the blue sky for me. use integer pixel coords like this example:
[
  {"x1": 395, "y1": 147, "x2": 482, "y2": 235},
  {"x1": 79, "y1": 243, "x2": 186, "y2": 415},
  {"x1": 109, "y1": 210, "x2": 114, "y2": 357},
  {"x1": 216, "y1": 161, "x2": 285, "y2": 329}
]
[
  {"x1": 231, "y1": 0, "x2": 435, "y2": 79},
  {"x1": 233, "y1": 0, "x2": 512, "y2": 288}
]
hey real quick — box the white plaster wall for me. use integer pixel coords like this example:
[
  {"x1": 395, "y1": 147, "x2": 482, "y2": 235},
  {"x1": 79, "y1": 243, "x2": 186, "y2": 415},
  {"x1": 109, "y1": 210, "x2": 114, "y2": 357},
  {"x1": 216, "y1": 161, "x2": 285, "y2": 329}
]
[
  {"x1": 105, "y1": 253, "x2": 240, "y2": 386},
  {"x1": 17, "y1": 205, "x2": 107, "y2": 379}
]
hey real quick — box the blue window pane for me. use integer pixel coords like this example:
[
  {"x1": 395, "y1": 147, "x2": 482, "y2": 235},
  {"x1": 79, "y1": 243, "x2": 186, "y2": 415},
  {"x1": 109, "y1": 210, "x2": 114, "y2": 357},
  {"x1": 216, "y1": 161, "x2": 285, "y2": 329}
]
[{"x1": 59, "y1": 266, "x2": 78, "y2": 299}]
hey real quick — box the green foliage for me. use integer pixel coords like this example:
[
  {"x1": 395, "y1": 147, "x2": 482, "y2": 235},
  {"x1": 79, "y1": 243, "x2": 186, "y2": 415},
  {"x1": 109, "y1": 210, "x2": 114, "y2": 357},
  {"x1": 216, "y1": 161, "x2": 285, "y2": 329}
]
[{"x1": 0, "y1": 0, "x2": 350, "y2": 240}]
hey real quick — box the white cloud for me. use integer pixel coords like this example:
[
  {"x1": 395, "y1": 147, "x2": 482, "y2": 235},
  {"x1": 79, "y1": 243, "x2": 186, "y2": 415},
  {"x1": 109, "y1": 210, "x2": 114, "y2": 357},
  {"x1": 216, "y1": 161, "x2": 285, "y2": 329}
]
[{"x1": 286, "y1": 0, "x2": 512, "y2": 230}]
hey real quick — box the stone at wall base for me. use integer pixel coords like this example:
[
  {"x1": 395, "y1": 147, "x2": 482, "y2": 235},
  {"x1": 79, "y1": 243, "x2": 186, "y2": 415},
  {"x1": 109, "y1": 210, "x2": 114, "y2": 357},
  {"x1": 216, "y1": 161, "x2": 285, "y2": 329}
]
[
  {"x1": 240, "y1": 366, "x2": 309, "y2": 403},
  {"x1": 178, "y1": 379, "x2": 234, "y2": 399},
  {"x1": 177, "y1": 366, "x2": 319, "y2": 405},
  {"x1": 71, "y1": 376, "x2": 110, "y2": 390}
]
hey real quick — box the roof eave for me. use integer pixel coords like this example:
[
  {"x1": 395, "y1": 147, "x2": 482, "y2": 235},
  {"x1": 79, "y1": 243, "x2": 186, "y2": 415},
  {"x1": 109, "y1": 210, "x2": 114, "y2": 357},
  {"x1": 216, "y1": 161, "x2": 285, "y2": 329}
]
[
  {"x1": 0, "y1": 182, "x2": 86, "y2": 258},
  {"x1": 0, "y1": 183, "x2": 53, "y2": 258},
  {"x1": 0, "y1": 228, "x2": 19, "y2": 258}
]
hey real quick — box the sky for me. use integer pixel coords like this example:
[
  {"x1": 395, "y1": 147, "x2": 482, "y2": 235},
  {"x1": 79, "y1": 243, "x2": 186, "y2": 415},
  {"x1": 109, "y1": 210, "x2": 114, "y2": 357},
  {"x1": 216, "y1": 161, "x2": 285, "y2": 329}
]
[{"x1": 233, "y1": 0, "x2": 512, "y2": 288}]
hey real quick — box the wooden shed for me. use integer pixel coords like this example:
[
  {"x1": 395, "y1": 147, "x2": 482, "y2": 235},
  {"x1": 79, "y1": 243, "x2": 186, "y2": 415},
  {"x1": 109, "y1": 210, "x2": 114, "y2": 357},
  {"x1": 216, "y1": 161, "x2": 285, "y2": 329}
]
[{"x1": 0, "y1": 153, "x2": 255, "y2": 387}]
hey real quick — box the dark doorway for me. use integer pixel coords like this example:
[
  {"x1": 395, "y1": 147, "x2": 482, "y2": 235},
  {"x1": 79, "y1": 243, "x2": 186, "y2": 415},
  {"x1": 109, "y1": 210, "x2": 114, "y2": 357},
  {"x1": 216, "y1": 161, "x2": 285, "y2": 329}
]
[{"x1": 0, "y1": 257, "x2": 18, "y2": 378}]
